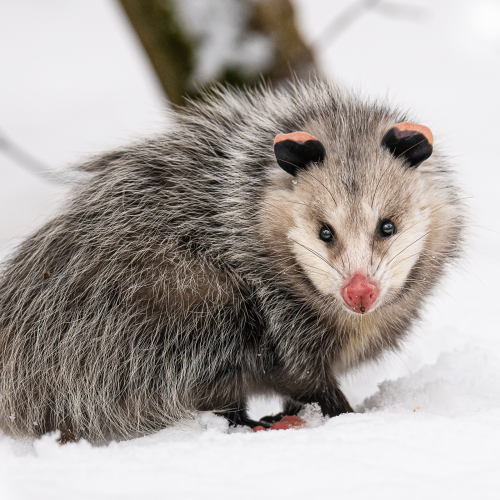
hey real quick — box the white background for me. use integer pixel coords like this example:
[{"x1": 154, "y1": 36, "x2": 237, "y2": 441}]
[{"x1": 1, "y1": 1, "x2": 500, "y2": 498}]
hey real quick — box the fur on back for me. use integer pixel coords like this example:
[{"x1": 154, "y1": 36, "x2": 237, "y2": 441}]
[{"x1": 0, "y1": 80, "x2": 463, "y2": 443}]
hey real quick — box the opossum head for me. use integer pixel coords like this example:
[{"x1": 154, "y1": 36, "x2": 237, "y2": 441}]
[{"x1": 264, "y1": 119, "x2": 460, "y2": 318}]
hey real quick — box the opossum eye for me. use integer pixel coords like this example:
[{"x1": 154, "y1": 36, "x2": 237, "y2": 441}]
[
  {"x1": 378, "y1": 219, "x2": 397, "y2": 238},
  {"x1": 319, "y1": 225, "x2": 335, "y2": 243},
  {"x1": 381, "y1": 122, "x2": 433, "y2": 168},
  {"x1": 274, "y1": 132, "x2": 326, "y2": 176}
]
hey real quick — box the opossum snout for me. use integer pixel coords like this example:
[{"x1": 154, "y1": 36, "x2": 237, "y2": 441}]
[{"x1": 342, "y1": 273, "x2": 379, "y2": 314}]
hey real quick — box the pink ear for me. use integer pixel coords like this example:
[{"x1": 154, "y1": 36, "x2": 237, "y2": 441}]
[
  {"x1": 273, "y1": 131, "x2": 326, "y2": 176},
  {"x1": 274, "y1": 132, "x2": 319, "y2": 146},
  {"x1": 390, "y1": 122, "x2": 434, "y2": 147},
  {"x1": 381, "y1": 122, "x2": 434, "y2": 168}
]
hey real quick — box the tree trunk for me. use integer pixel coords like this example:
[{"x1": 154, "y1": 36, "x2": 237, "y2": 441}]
[{"x1": 117, "y1": 0, "x2": 317, "y2": 106}]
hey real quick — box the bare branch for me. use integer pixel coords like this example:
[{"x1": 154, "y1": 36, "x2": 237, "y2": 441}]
[
  {"x1": 313, "y1": 0, "x2": 381, "y2": 49},
  {"x1": 0, "y1": 129, "x2": 68, "y2": 185},
  {"x1": 313, "y1": 0, "x2": 428, "y2": 51},
  {"x1": 376, "y1": 2, "x2": 428, "y2": 21}
]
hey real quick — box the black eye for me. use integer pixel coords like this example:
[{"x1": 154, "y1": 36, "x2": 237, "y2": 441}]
[
  {"x1": 319, "y1": 225, "x2": 335, "y2": 243},
  {"x1": 378, "y1": 219, "x2": 397, "y2": 238}
]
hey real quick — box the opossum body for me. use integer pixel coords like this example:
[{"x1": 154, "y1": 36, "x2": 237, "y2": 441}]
[{"x1": 0, "y1": 81, "x2": 463, "y2": 443}]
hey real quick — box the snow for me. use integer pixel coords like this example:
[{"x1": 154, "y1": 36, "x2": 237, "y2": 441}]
[
  {"x1": 1, "y1": 0, "x2": 500, "y2": 498},
  {"x1": 4, "y1": 404, "x2": 499, "y2": 499}
]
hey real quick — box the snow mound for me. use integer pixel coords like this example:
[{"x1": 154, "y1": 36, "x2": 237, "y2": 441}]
[
  {"x1": 363, "y1": 347, "x2": 500, "y2": 417},
  {"x1": 1, "y1": 346, "x2": 500, "y2": 500}
]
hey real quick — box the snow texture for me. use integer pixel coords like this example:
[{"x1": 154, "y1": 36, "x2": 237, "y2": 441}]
[{"x1": 1, "y1": 0, "x2": 500, "y2": 498}]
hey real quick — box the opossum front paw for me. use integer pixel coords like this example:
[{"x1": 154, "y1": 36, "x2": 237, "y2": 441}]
[
  {"x1": 220, "y1": 409, "x2": 272, "y2": 430},
  {"x1": 253, "y1": 415, "x2": 306, "y2": 432},
  {"x1": 259, "y1": 412, "x2": 285, "y2": 424},
  {"x1": 245, "y1": 418, "x2": 272, "y2": 430}
]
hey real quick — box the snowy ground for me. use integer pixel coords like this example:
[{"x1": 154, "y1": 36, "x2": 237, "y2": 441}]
[{"x1": 1, "y1": 0, "x2": 500, "y2": 498}]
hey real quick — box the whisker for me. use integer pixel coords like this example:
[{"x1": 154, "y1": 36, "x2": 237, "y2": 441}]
[
  {"x1": 374, "y1": 198, "x2": 469, "y2": 274},
  {"x1": 360, "y1": 315, "x2": 365, "y2": 360},
  {"x1": 385, "y1": 228, "x2": 440, "y2": 268},
  {"x1": 388, "y1": 251, "x2": 422, "y2": 269},
  {"x1": 273, "y1": 260, "x2": 331, "y2": 280},
  {"x1": 374, "y1": 230, "x2": 405, "y2": 274},
  {"x1": 427, "y1": 196, "x2": 472, "y2": 216},
  {"x1": 268, "y1": 197, "x2": 311, "y2": 208},
  {"x1": 299, "y1": 261, "x2": 334, "y2": 278},
  {"x1": 272, "y1": 257, "x2": 333, "y2": 280},
  {"x1": 274, "y1": 157, "x2": 302, "y2": 173},
  {"x1": 370, "y1": 162, "x2": 393, "y2": 209},
  {"x1": 288, "y1": 238, "x2": 344, "y2": 278},
  {"x1": 467, "y1": 224, "x2": 500, "y2": 237},
  {"x1": 395, "y1": 137, "x2": 429, "y2": 161},
  {"x1": 339, "y1": 253, "x2": 347, "y2": 275},
  {"x1": 371, "y1": 138, "x2": 453, "y2": 209},
  {"x1": 369, "y1": 236, "x2": 375, "y2": 273},
  {"x1": 345, "y1": 252, "x2": 351, "y2": 275},
  {"x1": 300, "y1": 170, "x2": 338, "y2": 207},
  {"x1": 260, "y1": 200, "x2": 284, "y2": 213}
]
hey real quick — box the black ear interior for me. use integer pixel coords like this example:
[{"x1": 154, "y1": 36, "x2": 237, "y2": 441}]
[
  {"x1": 381, "y1": 129, "x2": 433, "y2": 168},
  {"x1": 274, "y1": 140, "x2": 326, "y2": 176}
]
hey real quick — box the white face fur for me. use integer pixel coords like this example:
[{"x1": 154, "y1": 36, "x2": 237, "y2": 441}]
[
  {"x1": 263, "y1": 126, "x2": 459, "y2": 318},
  {"x1": 285, "y1": 173, "x2": 428, "y2": 313}
]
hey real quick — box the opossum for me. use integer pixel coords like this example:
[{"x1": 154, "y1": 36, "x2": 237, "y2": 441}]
[{"x1": 0, "y1": 80, "x2": 463, "y2": 443}]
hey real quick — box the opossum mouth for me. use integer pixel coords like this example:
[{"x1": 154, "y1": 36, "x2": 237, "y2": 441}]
[{"x1": 344, "y1": 301, "x2": 379, "y2": 315}]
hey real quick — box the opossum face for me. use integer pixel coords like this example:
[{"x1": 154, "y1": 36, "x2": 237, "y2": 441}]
[{"x1": 267, "y1": 123, "x2": 456, "y2": 316}]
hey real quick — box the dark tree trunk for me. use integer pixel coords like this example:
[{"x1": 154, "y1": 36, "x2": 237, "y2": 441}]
[{"x1": 117, "y1": 0, "x2": 317, "y2": 106}]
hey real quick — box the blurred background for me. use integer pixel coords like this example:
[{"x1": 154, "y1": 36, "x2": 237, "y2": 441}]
[{"x1": 1, "y1": 0, "x2": 500, "y2": 408}]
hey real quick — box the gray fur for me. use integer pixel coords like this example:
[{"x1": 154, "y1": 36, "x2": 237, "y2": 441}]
[{"x1": 0, "y1": 80, "x2": 464, "y2": 443}]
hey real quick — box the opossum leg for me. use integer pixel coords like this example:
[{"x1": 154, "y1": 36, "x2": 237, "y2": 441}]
[
  {"x1": 58, "y1": 420, "x2": 79, "y2": 445},
  {"x1": 283, "y1": 380, "x2": 354, "y2": 418},
  {"x1": 260, "y1": 398, "x2": 303, "y2": 424},
  {"x1": 219, "y1": 407, "x2": 271, "y2": 429},
  {"x1": 305, "y1": 384, "x2": 354, "y2": 417},
  {"x1": 259, "y1": 412, "x2": 284, "y2": 424}
]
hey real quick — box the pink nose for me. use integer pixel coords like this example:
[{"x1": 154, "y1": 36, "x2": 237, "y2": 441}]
[{"x1": 342, "y1": 273, "x2": 379, "y2": 314}]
